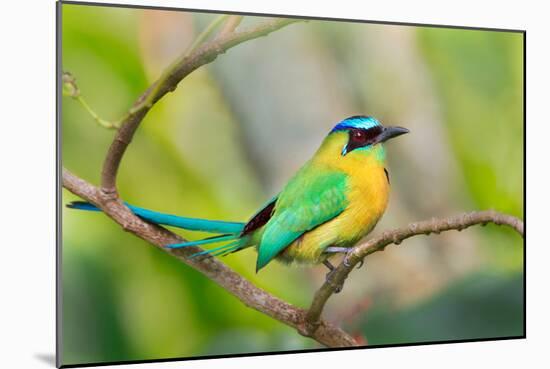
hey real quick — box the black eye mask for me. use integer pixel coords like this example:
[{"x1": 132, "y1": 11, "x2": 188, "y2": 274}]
[{"x1": 344, "y1": 126, "x2": 384, "y2": 155}]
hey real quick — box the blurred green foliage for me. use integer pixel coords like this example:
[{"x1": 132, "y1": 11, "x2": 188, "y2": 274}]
[
  {"x1": 419, "y1": 29, "x2": 524, "y2": 271},
  {"x1": 61, "y1": 3, "x2": 524, "y2": 366},
  {"x1": 359, "y1": 271, "x2": 524, "y2": 344}
]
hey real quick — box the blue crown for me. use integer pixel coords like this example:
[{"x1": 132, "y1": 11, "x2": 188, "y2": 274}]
[{"x1": 331, "y1": 116, "x2": 381, "y2": 133}]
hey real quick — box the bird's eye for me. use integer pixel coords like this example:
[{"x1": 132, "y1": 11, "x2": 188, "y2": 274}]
[{"x1": 351, "y1": 129, "x2": 367, "y2": 142}]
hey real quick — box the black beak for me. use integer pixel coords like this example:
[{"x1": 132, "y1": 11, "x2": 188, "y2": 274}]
[{"x1": 376, "y1": 126, "x2": 410, "y2": 144}]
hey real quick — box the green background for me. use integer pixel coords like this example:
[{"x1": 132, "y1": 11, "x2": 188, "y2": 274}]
[{"x1": 61, "y1": 3, "x2": 524, "y2": 366}]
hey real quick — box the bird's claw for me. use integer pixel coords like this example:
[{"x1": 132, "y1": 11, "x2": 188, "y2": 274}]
[
  {"x1": 343, "y1": 249, "x2": 364, "y2": 269},
  {"x1": 343, "y1": 249, "x2": 354, "y2": 268}
]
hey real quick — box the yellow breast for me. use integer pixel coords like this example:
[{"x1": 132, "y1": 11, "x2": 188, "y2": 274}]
[
  {"x1": 334, "y1": 148, "x2": 390, "y2": 243},
  {"x1": 279, "y1": 134, "x2": 390, "y2": 264}
]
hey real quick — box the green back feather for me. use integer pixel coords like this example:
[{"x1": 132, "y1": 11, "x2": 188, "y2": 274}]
[{"x1": 256, "y1": 165, "x2": 349, "y2": 271}]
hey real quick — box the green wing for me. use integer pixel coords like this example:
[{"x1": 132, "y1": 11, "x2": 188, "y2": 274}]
[{"x1": 256, "y1": 167, "x2": 349, "y2": 271}]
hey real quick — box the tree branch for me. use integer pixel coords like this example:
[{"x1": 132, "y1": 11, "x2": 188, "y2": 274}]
[
  {"x1": 304, "y1": 210, "x2": 524, "y2": 334},
  {"x1": 62, "y1": 168, "x2": 358, "y2": 347},
  {"x1": 100, "y1": 17, "x2": 300, "y2": 194}
]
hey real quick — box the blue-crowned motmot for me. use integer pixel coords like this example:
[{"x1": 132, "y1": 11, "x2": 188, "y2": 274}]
[{"x1": 69, "y1": 116, "x2": 409, "y2": 274}]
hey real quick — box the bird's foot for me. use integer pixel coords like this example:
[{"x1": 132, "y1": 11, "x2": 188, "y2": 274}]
[
  {"x1": 343, "y1": 249, "x2": 365, "y2": 269},
  {"x1": 325, "y1": 246, "x2": 362, "y2": 269}
]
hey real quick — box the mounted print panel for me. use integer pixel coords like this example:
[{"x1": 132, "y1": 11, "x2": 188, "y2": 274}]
[{"x1": 58, "y1": 1, "x2": 525, "y2": 367}]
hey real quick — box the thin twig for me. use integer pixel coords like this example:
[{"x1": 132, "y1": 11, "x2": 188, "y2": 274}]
[
  {"x1": 184, "y1": 14, "x2": 229, "y2": 56},
  {"x1": 74, "y1": 96, "x2": 121, "y2": 129},
  {"x1": 100, "y1": 18, "x2": 300, "y2": 194},
  {"x1": 216, "y1": 15, "x2": 244, "y2": 39},
  {"x1": 62, "y1": 71, "x2": 121, "y2": 129},
  {"x1": 304, "y1": 211, "x2": 524, "y2": 334}
]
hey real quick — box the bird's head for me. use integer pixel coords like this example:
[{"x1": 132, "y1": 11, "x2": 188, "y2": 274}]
[{"x1": 323, "y1": 116, "x2": 409, "y2": 163}]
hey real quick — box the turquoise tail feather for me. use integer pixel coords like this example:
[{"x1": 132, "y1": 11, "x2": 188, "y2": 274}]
[
  {"x1": 67, "y1": 201, "x2": 245, "y2": 234},
  {"x1": 166, "y1": 234, "x2": 237, "y2": 249},
  {"x1": 67, "y1": 201, "x2": 249, "y2": 257},
  {"x1": 188, "y1": 239, "x2": 244, "y2": 258}
]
